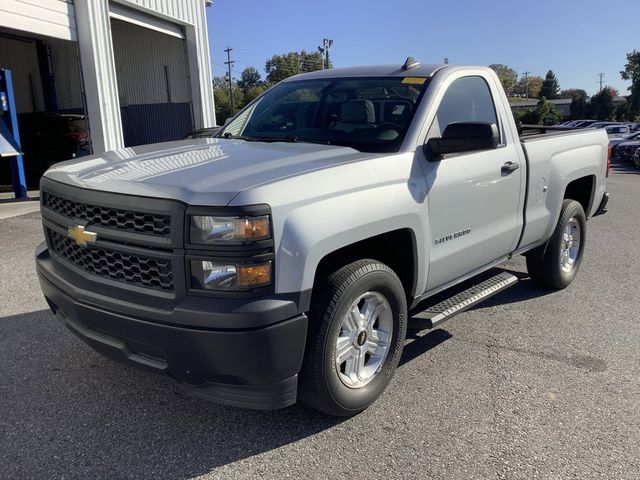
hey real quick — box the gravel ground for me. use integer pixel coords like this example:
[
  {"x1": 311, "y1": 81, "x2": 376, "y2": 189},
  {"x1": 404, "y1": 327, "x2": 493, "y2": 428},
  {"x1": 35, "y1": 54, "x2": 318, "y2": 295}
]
[{"x1": 1, "y1": 165, "x2": 639, "y2": 479}]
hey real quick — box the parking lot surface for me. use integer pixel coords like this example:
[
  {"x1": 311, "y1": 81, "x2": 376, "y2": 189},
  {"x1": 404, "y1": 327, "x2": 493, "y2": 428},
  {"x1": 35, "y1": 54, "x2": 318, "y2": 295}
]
[{"x1": 1, "y1": 165, "x2": 639, "y2": 479}]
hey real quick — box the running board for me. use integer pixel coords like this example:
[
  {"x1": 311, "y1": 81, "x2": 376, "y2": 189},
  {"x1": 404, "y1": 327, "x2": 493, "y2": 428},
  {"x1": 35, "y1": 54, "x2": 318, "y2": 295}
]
[{"x1": 412, "y1": 272, "x2": 518, "y2": 329}]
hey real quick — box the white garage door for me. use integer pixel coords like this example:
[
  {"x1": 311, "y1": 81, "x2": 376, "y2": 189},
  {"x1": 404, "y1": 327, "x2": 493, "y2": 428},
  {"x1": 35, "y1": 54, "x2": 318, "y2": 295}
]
[
  {"x1": 110, "y1": 18, "x2": 193, "y2": 146},
  {"x1": 0, "y1": 0, "x2": 76, "y2": 41},
  {"x1": 109, "y1": 3, "x2": 184, "y2": 39}
]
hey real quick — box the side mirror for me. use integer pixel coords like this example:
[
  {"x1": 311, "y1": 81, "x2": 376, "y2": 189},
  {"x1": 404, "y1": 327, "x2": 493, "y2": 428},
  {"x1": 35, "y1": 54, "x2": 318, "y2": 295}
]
[{"x1": 426, "y1": 122, "x2": 499, "y2": 158}]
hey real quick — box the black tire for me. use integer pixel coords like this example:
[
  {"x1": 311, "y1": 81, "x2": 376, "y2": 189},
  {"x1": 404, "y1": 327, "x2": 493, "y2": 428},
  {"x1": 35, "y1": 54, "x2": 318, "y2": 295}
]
[
  {"x1": 298, "y1": 259, "x2": 407, "y2": 417},
  {"x1": 526, "y1": 199, "x2": 586, "y2": 289}
]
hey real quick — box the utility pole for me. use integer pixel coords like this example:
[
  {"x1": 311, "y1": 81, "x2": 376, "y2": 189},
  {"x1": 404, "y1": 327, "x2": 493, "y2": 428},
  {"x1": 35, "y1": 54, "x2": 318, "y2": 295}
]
[
  {"x1": 522, "y1": 71, "x2": 530, "y2": 99},
  {"x1": 323, "y1": 38, "x2": 333, "y2": 69},
  {"x1": 224, "y1": 47, "x2": 235, "y2": 114},
  {"x1": 597, "y1": 72, "x2": 605, "y2": 92}
]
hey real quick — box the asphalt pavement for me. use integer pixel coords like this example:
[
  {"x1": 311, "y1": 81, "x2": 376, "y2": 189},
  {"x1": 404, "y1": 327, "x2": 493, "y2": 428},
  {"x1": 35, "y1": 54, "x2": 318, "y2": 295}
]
[{"x1": 1, "y1": 165, "x2": 639, "y2": 479}]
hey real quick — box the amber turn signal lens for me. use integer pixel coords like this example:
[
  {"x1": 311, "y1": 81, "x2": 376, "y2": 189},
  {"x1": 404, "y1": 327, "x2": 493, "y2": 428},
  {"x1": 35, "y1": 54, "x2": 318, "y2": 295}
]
[
  {"x1": 237, "y1": 217, "x2": 270, "y2": 241},
  {"x1": 237, "y1": 262, "x2": 272, "y2": 287},
  {"x1": 190, "y1": 215, "x2": 271, "y2": 243},
  {"x1": 190, "y1": 261, "x2": 272, "y2": 290}
]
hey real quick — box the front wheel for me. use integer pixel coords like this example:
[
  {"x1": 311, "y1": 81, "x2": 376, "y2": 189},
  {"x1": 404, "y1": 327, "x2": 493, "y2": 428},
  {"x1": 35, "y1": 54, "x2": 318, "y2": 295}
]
[
  {"x1": 526, "y1": 199, "x2": 586, "y2": 289},
  {"x1": 299, "y1": 259, "x2": 407, "y2": 417}
]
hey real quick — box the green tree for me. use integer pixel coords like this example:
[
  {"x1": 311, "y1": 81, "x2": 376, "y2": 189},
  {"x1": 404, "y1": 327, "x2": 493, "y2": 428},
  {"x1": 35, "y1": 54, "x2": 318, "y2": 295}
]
[
  {"x1": 513, "y1": 75, "x2": 543, "y2": 98},
  {"x1": 621, "y1": 50, "x2": 640, "y2": 119},
  {"x1": 489, "y1": 64, "x2": 518, "y2": 96},
  {"x1": 588, "y1": 87, "x2": 615, "y2": 120},
  {"x1": 614, "y1": 100, "x2": 629, "y2": 121},
  {"x1": 540, "y1": 70, "x2": 560, "y2": 99},
  {"x1": 559, "y1": 88, "x2": 587, "y2": 100},
  {"x1": 243, "y1": 84, "x2": 268, "y2": 104},
  {"x1": 515, "y1": 108, "x2": 538, "y2": 125},
  {"x1": 570, "y1": 96, "x2": 588, "y2": 120},
  {"x1": 512, "y1": 97, "x2": 563, "y2": 125},
  {"x1": 265, "y1": 50, "x2": 325, "y2": 84},
  {"x1": 536, "y1": 97, "x2": 564, "y2": 125},
  {"x1": 559, "y1": 89, "x2": 588, "y2": 119},
  {"x1": 212, "y1": 76, "x2": 244, "y2": 125},
  {"x1": 512, "y1": 108, "x2": 533, "y2": 124},
  {"x1": 237, "y1": 67, "x2": 263, "y2": 93}
]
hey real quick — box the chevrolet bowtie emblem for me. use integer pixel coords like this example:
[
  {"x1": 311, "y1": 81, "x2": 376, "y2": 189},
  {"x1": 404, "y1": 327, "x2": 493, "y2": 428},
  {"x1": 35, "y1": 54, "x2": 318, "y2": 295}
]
[{"x1": 67, "y1": 225, "x2": 98, "y2": 246}]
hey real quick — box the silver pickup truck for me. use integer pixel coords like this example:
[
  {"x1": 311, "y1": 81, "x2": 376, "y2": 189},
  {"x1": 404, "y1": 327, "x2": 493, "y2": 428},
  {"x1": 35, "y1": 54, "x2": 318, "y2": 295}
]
[{"x1": 36, "y1": 60, "x2": 609, "y2": 416}]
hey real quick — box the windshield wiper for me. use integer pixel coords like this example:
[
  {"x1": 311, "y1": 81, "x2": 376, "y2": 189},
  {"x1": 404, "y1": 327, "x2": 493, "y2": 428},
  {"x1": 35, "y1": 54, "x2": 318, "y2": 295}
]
[
  {"x1": 255, "y1": 135, "x2": 336, "y2": 146},
  {"x1": 221, "y1": 132, "x2": 261, "y2": 141},
  {"x1": 223, "y1": 132, "x2": 333, "y2": 146},
  {"x1": 252, "y1": 134, "x2": 299, "y2": 143}
]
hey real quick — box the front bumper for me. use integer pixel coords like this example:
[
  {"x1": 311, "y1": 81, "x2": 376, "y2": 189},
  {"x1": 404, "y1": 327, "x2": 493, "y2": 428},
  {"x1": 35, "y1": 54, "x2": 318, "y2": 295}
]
[{"x1": 36, "y1": 244, "x2": 308, "y2": 410}]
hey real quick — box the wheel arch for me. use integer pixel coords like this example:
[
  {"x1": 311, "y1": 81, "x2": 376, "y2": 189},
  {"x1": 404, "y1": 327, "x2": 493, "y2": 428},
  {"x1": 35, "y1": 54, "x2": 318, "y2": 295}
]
[
  {"x1": 563, "y1": 175, "x2": 595, "y2": 217},
  {"x1": 307, "y1": 229, "x2": 419, "y2": 311}
]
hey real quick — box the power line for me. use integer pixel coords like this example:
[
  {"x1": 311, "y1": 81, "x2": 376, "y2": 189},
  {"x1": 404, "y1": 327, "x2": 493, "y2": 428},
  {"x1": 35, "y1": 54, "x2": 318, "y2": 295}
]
[{"x1": 224, "y1": 47, "x2": 235, "y2": 114}]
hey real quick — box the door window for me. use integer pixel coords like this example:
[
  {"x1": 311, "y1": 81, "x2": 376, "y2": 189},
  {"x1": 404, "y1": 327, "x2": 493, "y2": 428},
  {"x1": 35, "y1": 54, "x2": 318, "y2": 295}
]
[{"x1": 429, "y1": 76, "x2": 499, "y2": 140}]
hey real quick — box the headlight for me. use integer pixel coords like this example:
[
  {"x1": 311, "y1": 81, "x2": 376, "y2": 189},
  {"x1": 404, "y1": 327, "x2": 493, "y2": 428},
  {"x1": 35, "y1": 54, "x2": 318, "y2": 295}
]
[
  {"x1": 190, "y1": 260, "x2": 272, "y2": 290},
  {"x1": 190, "y1": 215, "x2": 270, "y2": 244}
]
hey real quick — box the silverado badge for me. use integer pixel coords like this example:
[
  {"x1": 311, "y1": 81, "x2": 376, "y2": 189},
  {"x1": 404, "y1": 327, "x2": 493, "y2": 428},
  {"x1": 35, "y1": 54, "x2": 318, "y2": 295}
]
[{"x1": 67, "y1": 225, "x2": 97, "y2": 247}]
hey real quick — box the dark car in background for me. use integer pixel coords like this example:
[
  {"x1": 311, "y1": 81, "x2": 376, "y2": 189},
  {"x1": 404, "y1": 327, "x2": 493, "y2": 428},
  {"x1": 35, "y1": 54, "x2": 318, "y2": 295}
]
[
  {"x1": 17, "y1": 112, "x2": 91, "y2": 187},
  {"x1": 610, "y1": 131, "x2": 640, "y2": 151},
  {"x1": 612, "y1": 136, "x2": 640, "y2": 162},
  {"x1": 184, "y1": 126, "x2": 221, "y2": 139}
]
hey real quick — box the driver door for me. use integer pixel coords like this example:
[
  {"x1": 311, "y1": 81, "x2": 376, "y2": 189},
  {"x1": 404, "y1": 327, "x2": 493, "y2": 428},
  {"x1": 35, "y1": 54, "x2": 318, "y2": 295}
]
[{"x1": 422, "y1": 74, "x2": 524, "y2": 291}]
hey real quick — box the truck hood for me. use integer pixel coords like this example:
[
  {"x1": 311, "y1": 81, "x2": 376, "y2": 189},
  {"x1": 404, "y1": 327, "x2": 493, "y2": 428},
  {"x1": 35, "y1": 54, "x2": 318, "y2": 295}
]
[{"x1": 44, "y1": 138, "x2": 379, "y2": 205}]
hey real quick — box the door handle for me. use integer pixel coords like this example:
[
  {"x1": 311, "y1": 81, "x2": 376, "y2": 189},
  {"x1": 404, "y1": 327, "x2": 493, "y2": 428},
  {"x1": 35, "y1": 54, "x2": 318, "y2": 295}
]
[{"x1": 501, "y1": 161, "x2": 520, "y2": 173}]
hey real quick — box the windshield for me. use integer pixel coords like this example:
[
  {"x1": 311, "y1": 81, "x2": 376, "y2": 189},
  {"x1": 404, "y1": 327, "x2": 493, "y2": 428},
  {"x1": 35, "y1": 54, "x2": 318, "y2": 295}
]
[{"x1": 219, "y1": 76, "x2": 429, "y2": 153}]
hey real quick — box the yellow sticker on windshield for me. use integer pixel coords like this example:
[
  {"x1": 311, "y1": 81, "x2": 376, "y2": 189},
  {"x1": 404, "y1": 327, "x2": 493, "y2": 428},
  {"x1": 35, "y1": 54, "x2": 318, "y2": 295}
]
[{"x1": 401, "y1": 77, "x2": 427, "y2": 85}]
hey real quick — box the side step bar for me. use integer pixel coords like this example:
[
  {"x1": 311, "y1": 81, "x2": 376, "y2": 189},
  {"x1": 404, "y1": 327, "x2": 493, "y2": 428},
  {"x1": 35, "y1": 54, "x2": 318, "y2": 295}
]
[{"x1": 412, "y1": 272, "x2": 518, "y2": 329}]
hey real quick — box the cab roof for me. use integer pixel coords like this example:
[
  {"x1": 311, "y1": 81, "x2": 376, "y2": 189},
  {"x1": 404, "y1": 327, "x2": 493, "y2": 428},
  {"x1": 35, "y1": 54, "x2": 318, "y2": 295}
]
[{"x1": 282, "y1": 63, "x2": 447, "y2": 82}]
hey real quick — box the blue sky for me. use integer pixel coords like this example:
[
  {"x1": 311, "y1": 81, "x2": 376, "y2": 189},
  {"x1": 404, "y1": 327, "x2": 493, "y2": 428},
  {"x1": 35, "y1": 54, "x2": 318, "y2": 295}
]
[{"x1": 206, "y1": 0, "x2": 638, "y2": 96}]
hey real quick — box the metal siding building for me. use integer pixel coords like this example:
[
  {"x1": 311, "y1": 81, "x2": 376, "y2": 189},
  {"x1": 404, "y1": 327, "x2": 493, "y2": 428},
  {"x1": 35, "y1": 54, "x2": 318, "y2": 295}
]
[{"x1": 0, "y1": 0, "x2": 215, "y2": 158}]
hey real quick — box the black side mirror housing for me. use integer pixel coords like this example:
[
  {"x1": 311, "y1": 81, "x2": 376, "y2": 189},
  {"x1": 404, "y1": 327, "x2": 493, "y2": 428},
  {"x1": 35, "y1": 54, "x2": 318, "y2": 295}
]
[{"x1": 426, "y1": 122, "x2": 499, "y2": 159}]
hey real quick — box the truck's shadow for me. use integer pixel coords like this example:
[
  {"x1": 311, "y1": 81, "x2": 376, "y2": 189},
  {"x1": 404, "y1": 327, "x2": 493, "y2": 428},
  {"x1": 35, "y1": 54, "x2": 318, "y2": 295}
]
[
  {"x1": 470, "y1": 273, "x2": 557, "y2": 310},
  {"x1": 1, "y1": 275, "x2": 547, "y2": 478},
  {"x1": 1, "y1": 308, "x2": 344, "y2": 478}
]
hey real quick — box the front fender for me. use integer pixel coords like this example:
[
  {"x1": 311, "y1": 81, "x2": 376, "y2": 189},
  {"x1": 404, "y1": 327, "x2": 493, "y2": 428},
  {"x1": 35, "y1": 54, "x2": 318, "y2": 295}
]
[{"x1": 275, "y1": 184, "x2": 427, "y2": 295}]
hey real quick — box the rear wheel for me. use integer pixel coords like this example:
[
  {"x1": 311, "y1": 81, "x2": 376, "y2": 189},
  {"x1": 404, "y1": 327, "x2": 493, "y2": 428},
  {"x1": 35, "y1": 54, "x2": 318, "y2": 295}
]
[
  {"x1": 526, "y1": 199, "x2": 586, "y2": 289},
  {"x1": 299, "y1": 259, "x2": 407, "y2": 417}
]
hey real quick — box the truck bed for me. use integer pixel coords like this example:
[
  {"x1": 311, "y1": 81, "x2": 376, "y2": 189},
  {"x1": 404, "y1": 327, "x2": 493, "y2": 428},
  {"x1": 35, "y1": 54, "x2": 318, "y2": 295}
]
[
  {"x1": 519, "y1": 125, "x2": 593, "y2": 141},
  {"x1": 516, "y1": 126, "x2": 608, "y2": 252}
]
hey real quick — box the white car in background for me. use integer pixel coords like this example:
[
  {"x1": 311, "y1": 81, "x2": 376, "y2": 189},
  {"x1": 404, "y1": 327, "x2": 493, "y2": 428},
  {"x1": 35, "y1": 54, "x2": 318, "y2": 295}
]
[{"x1": 605, "y1": 124, "x2": 631, "y2": 139}]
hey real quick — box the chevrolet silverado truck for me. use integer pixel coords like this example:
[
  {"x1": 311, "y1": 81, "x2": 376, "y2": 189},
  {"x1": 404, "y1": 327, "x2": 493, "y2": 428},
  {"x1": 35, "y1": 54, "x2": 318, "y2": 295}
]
[{"x1": 36, "y1": 59, "x2": 609, "y2": 416}]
